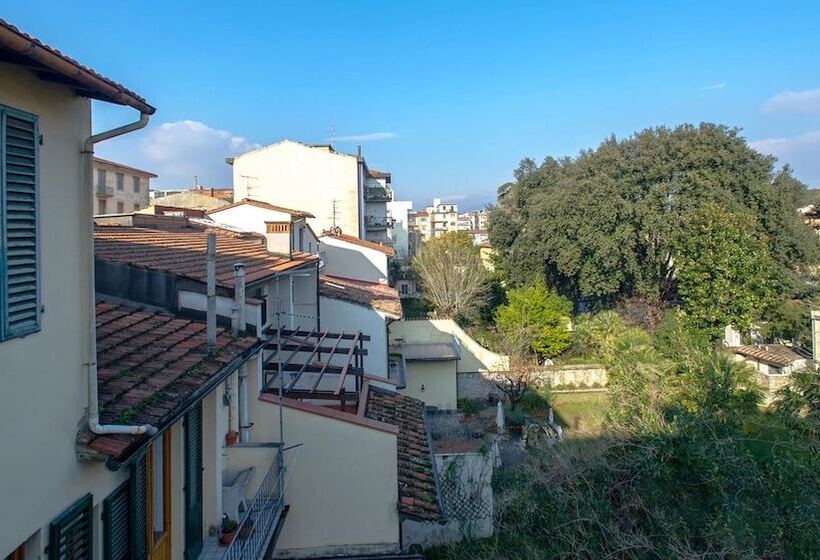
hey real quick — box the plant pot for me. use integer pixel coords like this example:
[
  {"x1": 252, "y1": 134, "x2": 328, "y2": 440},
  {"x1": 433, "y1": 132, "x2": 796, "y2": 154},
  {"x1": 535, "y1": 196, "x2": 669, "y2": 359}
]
[
  {"x1": 219, "y1": 530, "x2": 237, "y2": 546},
  {"x1": 239, "y1": 520, "x2": 254, "y2": 539},
  {"x1": 225, "y1": 431, "x2": 240, "y2": 446}
]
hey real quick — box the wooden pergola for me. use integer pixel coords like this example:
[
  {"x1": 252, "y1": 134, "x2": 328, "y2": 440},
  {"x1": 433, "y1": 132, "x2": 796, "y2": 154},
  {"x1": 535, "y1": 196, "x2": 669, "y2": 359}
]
[{"x1": 262, "y1": 327, "x2": 371, "y2": 401}]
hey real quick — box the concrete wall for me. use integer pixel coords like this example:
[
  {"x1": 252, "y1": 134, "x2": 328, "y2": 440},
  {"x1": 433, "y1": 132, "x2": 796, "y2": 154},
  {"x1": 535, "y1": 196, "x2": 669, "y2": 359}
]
[
  {"x1": 458, "y1": 365, "x2": 609, "y2": 401},
  {"x1": 232, "y1": 141, "x2": 361, "y2": 237},
  {"x1": 320, "y1": 295, "x2": 389, "y2": 377},
  {"x1": 390, "y1": 319, "x2": 508, "y2": 373},
  {"x1": 386, "y1": 200, "x2": 412, "y2": 260},
  {"x1": 403, "y1": 361, "x2": 459, "y2": 411},
  {"x1": 0, "y1": 62, "x2": 134, "y2": 557},
  {"x1": 208, "y1": 205, "x2": 319, "y2": 254},
  {"x1": 320, "y1": 235, "x2": 389, "y2": 284},
  {"x1": 251, "y1": 396, "x2": 400, "y2": 558}
]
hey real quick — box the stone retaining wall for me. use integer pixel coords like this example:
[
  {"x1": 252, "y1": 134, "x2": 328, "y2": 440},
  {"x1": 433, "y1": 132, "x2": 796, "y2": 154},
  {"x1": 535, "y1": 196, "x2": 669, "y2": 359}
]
[{"x1": 457, "y1": 365, "x2": 608, "y2": 401}]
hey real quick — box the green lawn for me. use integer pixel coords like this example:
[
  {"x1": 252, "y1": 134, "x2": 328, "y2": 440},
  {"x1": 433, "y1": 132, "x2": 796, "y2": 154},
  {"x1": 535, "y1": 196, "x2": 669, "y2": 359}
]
[{"x1": 551, "y1": 392, "x2": 609, "y2": 438}]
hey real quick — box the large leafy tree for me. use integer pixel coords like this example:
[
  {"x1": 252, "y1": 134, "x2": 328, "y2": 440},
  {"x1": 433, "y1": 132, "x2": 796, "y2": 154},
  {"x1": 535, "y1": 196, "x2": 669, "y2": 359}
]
[
  {"x1": 413, "y1": 231, "x2": 490, "y2": 320},
  {"x1": 490, "y1": 124, "x2": 820, "y2": 308},
  {"x1": 675, "y1": 203, "x2": 776, "y2": 337},
  {"x1": 495, "y1": 280, "x2": 573, "y2": 358}
]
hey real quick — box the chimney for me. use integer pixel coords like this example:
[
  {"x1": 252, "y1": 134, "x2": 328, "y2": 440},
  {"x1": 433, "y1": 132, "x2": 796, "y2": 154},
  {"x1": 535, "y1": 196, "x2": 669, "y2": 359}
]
[
  {"x1": 206, "y1": 233, "x2": 217, "y2": 352},
  {"x1": 265, "y1": 221, "x2": 292, "y2": 257},
  {"x1": 812, "y1": 310, "x2": 820, "y2": 369},
  {"x1": 232, "y1": 263, "x2": 246, "y2": 336}
]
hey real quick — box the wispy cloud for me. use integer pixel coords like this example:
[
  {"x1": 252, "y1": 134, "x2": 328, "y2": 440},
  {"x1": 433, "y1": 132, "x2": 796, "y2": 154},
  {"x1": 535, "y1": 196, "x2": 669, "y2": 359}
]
[
  {"x1": 334, "y1": 132, "x2": 398, "y2": 142},
  {"x1": 440, "y1": 194, "x2": 469, "y2": 203},
  {"x1": 99, "y1": 120, "x2": 258, "y2": 188},
  {"x1": 750, "y1": 129, "x2": 820, "y2": 185},
  {"x1": 761, "y1": 88, "x2": 820, "y2": 114},
  {"x1": 700, "y1": 82, "x2": 727, "y2": 91}
]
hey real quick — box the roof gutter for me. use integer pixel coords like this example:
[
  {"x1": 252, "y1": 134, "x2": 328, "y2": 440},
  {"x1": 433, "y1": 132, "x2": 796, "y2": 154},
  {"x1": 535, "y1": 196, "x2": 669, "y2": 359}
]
[
  {"x1": 84, "y1": 112, "x2": 155, "y2": 438},
  {"x1": 0, "y1": 22, "x2": 155, "y2": 114}
]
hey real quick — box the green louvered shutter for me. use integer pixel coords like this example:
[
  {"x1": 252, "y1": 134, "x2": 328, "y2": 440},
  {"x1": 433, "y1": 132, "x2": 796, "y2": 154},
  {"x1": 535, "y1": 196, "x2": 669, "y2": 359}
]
[
  {"x1": 130, "y1": 454, "x2": 149, "y2": 560},
  {"x1": 48, "y1": 493, "x2": 93, "y2": 560},
  {"x1": 102, "y1": 481, "x2": 130, "y2": 560},
  {"x1": 0, "y1": 105, "x2": 40, "y2": 340},
  {"x1": 184, "y1": 403, "x2": 204, "y2": 559}
]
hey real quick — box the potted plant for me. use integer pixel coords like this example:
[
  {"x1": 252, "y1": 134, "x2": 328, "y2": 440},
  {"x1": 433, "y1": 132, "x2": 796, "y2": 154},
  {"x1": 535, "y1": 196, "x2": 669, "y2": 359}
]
[
  {"x1": 225, "y1": 430, "x2": 240, "y2": 446},
  {"x1": 220, "y1": 515, "x2": 239, "y2": 545}
]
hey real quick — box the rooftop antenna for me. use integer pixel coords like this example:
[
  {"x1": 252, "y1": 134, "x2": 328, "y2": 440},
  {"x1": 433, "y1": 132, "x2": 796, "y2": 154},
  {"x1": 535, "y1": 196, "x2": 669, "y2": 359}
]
[
  {"x1": 329, "y1": 124, "x2": 335, "y2": 148},
  {"x1": 193, "y1": 175, "x2": 200, "y2": 189},
  {"x1": 331, "y1": 199, "x2": 341, "y2": 231},
  {"x1": 239, "y1": 174, "x2": 258, "y2": 197}
]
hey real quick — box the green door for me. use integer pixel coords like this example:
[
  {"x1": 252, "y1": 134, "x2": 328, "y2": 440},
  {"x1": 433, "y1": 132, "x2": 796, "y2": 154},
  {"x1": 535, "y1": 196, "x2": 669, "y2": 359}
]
[{"x1": 184, "y1": 403, "x2": 203, "y2": 559}]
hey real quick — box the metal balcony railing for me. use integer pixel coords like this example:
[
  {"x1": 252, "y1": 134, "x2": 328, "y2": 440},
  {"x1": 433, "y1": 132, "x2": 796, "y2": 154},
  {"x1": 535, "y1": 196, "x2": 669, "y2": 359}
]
[
  {"x1": 365, "y1": 216, "x2": 394, "y2": 230},
  {"x1": 364, "y1": 186, "x2": 393, "y2": 202},
  {"x1": 222, "y1": 447, "x2": 285, "y2": 560},
  {"x1": 96, "y1": 185, "x2": 114, "y2": 197}
]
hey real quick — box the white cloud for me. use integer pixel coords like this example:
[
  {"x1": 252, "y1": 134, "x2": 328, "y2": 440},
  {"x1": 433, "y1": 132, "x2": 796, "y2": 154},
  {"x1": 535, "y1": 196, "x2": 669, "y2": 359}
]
[
  {"x1": 139, "y1": 120, "x2": 258, "y2": 187},
  {"x1": 700, "y1": 82, "x2": 727, "y2": 91},
  {"x1": 750, "y1": 129, "x2": 820, "y2": 185},
  {"x1": 334, "y1": 132, "x2": 398, "y2": 142},
  {"x1": 761, "y1": 88, "x2": 820, "y2": 114}
]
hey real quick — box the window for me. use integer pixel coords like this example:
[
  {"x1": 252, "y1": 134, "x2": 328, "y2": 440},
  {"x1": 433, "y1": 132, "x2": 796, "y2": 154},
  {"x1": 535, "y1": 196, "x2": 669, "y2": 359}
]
[
  {"x1": 49, "y1": 494, "x2": 93, "y2": 560},
  {"x1": 96, "y1": 168, "x2": 106, "y2": 190},
  {"x1": 133, "y1": 203, "x2": 141, "y2": 211},
  {"x1": 1, "y1": 105, "x2": 40, "y2": 341},
  {"x1": 299, "y1": 227, "x2": 304, "y2": 251},
  {"x1": 116, "y1": 202, "x2": 124, "y2": 213},
  {"x1": 133, "y1": 176, "x2": 140, "y2": 193},
  {"x1": 400, "y1": 284, "x2": 408, "y2": 295},
  {"x1": 98, "y1": 199, "x2": 107, "y2": 215},
  {"x1": 115, "y1": 172, "x2": 124, "y2": 191}
]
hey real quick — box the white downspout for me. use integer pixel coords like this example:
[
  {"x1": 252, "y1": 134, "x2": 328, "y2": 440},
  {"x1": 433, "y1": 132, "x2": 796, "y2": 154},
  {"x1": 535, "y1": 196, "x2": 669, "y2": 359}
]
[{"x1": 84, "y1": 112, "x2": 157, "y2": 436}]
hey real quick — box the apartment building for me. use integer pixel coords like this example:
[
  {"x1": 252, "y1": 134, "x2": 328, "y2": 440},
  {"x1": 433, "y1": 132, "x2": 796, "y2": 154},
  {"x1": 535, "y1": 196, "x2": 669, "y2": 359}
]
[
  {"x1": 228, "y1": 140, "x2": 395, "y2": 245},
  {"x1": 386, "y1": 200, "x2": 413, "y2": 260},
  {"x1": 408, "y1": 197, "x2": 490, "y2": 248},
  {"x1": 92, "y1": 156, "x2": 156, "y2": 215}
]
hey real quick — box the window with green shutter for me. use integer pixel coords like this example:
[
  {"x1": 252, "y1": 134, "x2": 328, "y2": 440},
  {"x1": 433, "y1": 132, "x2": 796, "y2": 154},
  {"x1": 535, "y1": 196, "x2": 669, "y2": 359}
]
[
  {"x1": 102, "y1": 455, "x2": 149, "y2": 560},
  {"x1": 0, "y1": 104, "x2": 40, "y2": 341},
  {"x1": 48, "y1": 493, "x2": 93, "y2": 560}
]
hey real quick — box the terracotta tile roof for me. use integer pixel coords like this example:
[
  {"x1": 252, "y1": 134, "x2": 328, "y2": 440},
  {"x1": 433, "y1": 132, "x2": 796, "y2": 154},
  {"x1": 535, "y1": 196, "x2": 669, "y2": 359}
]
[
  {"x1": 207, "y1": 198, "x2": 315, "y2": 219},
  {"x1": 365, "y1": 388, "x2": 441, "y2": 521},
  {"x1": 0, "y1": 18, "x2": 154, "y2": 114},
  {"x1": 93, "y1": 157, "x2": 157, "y2": 178},
  {"x1": 94, "y1": 222, "x2": 318, "y2": 287},
  {"x1": 80, "y1": 300, "x2": 260, "y2": 460},
  {"x1": 319, "y1": 275, "x2": 402, "y2": 319},
  {"x1": 320, "y1": 231, "x2": 396, "y2": 256},
  {"x1": 367, "y1": 169, "x2": 392, "y2": 181},
  {"x1": 730, "y1": 344, "x2": 809, "y2": 368}
]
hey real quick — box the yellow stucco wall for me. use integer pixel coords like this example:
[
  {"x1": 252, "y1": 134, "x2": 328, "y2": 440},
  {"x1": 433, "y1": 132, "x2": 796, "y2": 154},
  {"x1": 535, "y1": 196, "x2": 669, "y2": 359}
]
[
  {"x1": 0, "y1": 62, "x2": 130, "y2": 556},
  {"x1": 251, "y1": 397, "x2": 401, "y2": 557},
  {"x1": 401, "y1": 360, "x2": 459, "y2": 411}
]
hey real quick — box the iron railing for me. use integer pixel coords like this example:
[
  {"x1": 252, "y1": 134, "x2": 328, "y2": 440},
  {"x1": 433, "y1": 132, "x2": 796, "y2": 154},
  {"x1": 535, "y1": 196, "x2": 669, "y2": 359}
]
[
  {"x1": 222, "y1": 447, "x2": 285, "y2": 560},
  {"x1": 96, "y1": 185, "x2": 114, "y2": 197},
  {"x1": 365, "y1": 216, "x2": 394, "y2": 229},
  {"x1": 364, "y1": 186, "x2": 393, "y2": 202}
]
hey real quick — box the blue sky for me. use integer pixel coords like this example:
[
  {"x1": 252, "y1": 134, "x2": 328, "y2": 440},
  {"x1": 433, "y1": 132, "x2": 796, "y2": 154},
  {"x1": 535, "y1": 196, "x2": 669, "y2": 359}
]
[{"x1": 5, "y1": 1, "x2": 820, "y2": 209}]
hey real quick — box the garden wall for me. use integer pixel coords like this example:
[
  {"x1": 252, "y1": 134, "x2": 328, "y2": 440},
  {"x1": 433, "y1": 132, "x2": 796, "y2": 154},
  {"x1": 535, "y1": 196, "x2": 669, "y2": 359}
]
[{"x1": 458, "y1": 365, "x2": 608, "y2": 401}]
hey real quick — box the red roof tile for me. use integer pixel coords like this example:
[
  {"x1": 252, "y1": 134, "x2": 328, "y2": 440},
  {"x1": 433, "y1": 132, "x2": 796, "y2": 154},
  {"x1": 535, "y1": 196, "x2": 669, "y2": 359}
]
[
  {"x1": 365, "y1": 388, "x2": 441, "y2": 521},
  {"x1": 94, "y1": 222, "x2": 318, "y2": 287},
  {"x1": 207, "y1": 198, "x2": 315, "y2": 219},
  {"x1": 319, "y1": 275, "x2": 402, "y2": 318},
  {"x1": 730, "y1": 344, "x2": 809, "y2": 368},
  {"x1": 81, "y1": 300, "x2": 260, "y2": 461}
]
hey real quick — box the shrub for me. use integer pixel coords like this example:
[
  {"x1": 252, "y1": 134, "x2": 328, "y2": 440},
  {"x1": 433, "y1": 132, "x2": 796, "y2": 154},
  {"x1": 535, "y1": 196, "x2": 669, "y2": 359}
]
[
  {"x1": 505, "y1": 408, "x2": 527, "y2": 429},
  {"x1": 457, "y1": 398, "x2": 482, "y2": 416}
]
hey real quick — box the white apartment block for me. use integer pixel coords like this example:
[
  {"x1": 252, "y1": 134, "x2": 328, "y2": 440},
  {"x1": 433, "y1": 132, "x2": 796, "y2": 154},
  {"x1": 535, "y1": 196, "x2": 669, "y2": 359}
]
[
  {"x1": 228, "y1": 140, "x2": 395, "y2": 246},
  {"x1": 408, "y1": 197, "x2": 490, "y2": 248},
  {"x1": 386, "y1": 200, "x2": 413, "y2": 260},
  {"x1": 92, "y1": 156, "x2": 156, "y2": 215}
]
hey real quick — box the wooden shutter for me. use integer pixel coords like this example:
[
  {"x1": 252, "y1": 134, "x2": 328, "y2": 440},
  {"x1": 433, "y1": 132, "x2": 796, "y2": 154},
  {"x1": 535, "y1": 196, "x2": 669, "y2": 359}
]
[
  {"x1": 0, "y1": 106, "x2": 40, "y2": 339},
  {"x1": 48, "y1": 493, "x2": 93, "y2": 560},
  {"x1": 184, "y1": 403, "x2": 204, "y2": 559},
  {"x1": 130, "y1": 454, "x2": 149, "y2": 560}
]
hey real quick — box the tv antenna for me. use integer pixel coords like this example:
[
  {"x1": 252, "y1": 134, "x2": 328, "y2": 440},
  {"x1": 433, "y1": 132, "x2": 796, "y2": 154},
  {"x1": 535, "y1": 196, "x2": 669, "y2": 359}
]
[
  {"x1": 331, "y1": 199, "x2": 341, "y2": 231},
  {"x1": 239, "y1": 174, "x2": 258, "y2": 196},
  {"x1": 329, "y1": 124, "x2": 335, "y2": 148}
]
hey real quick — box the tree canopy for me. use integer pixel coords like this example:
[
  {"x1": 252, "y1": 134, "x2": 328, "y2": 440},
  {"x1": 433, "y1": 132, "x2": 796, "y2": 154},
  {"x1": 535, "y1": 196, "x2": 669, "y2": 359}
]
[
  {"x1": 495, "y1": 280, "x2": 573, "y2": 358},
  {"x1": 489, "y1": 124, "x2": 820, "y2": 310}
]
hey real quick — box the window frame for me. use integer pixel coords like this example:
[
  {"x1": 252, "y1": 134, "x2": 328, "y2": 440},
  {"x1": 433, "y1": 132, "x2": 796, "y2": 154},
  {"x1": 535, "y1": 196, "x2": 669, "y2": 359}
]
[
  {"x1": 132, "y1": 176, "x2": 140, "y2": 193},
  {"x1": 0, "y1": 103, "x2": 41, "y2": 342}
]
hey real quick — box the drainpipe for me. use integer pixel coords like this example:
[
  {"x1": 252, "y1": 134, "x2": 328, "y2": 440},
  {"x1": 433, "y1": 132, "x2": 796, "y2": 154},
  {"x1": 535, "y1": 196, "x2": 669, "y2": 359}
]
[
  {"x1": 207, "y1": 232, "x2": 217, "y2": 353},
  {"x1": 233, "y1": 263, "x2": 246, "y2": 336},
  {"x1": 84, "y1": 112, "x2": 157, "y2": 436}
]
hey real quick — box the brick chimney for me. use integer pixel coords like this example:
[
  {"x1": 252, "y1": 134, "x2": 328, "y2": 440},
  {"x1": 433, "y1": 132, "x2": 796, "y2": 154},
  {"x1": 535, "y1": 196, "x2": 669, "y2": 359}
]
[{"x1": 265, "y1": 221, "x2": 292, "y2": 257}]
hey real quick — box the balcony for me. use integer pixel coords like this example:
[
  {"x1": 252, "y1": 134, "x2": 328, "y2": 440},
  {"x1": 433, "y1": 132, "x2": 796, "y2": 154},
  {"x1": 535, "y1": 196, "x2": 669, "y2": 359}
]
[
  {"x1": 202, "y1": 444, "x2": 286, "y2": 560},
  {"x1": 364, "y1": 186, "x2": 393, "y2": 202},
  {"x1": 96, "y1": 185, "x2": 114, "y2": 197},
  {"x1": 365, "y1": 216, "x2": 394, "y2": 230}
]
